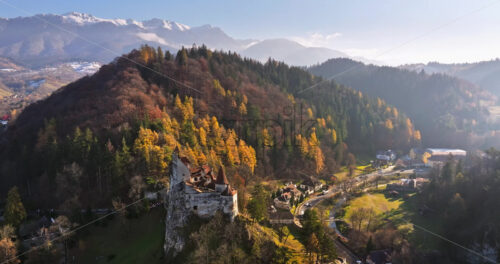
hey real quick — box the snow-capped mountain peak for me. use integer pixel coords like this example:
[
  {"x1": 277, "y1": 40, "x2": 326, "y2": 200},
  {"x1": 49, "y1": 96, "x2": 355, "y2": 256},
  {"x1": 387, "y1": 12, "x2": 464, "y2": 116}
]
[
  {"x1": 62, "y1": 12, "x2": 128, "y2": 26},
  {"x1": 0, "y1": 12, "x2": 350, "y2": 67},
  {"x1": 142, "y1": 18, "x2": 190, "y2": 31},
  {"x1": 60, "y1": 12, "x2": 192, "y2": 31}
]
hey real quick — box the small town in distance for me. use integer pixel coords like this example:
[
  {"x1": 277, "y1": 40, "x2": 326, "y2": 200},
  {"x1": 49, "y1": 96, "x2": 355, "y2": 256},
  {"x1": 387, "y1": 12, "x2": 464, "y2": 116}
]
[{"x1": 267, "y1": 146, "x2": 469, "y2": 263}]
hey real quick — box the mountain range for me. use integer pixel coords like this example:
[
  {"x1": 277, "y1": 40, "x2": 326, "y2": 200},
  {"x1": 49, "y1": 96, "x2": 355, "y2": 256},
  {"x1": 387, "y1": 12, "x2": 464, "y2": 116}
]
[
  {"x1": 401, "y1": 59, "x2": 500, "y2": 97},
  {"x1": 0, "y1": 12, "x2": 349, "y2": 67}
]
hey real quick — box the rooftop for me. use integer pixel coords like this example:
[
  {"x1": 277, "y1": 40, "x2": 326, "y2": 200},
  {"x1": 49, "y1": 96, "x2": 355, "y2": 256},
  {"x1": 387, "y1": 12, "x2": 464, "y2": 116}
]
[
  {"x1": 215, "y1": 166, "x2": 229, "y2": 185},
  {"x1": 426, "y1": 148, "x2": 466, "y2": 156}
]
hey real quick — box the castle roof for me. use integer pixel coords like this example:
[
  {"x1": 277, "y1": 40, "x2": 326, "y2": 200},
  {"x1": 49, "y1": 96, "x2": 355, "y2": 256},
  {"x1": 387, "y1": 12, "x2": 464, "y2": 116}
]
[
  {"x1": 215, "y1": 166, "x2": 229, "y2": 185},
  {"x1": 180, "y1": 157, "x2": 191, "y2": 166},
  {"x1": 222, "y1": 185, "x2": 237, "y2": 196}
]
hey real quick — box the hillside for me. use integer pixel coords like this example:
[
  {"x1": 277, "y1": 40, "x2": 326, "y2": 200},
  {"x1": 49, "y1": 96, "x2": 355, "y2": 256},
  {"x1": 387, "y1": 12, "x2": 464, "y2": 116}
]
[
  {"x1": 0, "y1": 57, "x2": 25, "y2": 70},
  {"x1": 0, "y1": 58, "x2": 100, "y2": 116},
  {"x1": 0, "y1": 46, "x2": 420, "y2": 206},
  {"x1": 402, "y1": 59, "x2": 500, "y2": 97},
  {"x1": 309, "y1": 58, "x2": 499, "y2": 148},
  {"x1": 0, "y1": 80, "x2": 11, "y2": 98}
]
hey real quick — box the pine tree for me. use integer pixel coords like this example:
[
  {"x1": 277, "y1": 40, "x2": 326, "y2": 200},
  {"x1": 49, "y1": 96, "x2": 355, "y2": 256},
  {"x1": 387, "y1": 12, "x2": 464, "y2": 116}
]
[
  {"x1": 165, "y1": 50, "x2": 173, "y2": 61},
  {"x1": 365, "y1": 236, "x2": 375, "y2": 255},
  {"x1": 176, "y1": 47, "x2": 188, "y2": 66},
  {"x1": 4, "y1": 186, "x2": 27, "y2": 228},
  {"x1": 156, "y1": 46, "x2": 164, "y2": 62}
]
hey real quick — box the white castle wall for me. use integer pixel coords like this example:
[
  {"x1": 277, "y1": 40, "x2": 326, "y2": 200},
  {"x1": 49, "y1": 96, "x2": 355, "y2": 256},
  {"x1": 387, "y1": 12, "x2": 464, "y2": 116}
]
[{"x1": 164, "y1": 152, "x2": 238, "y2": 257}]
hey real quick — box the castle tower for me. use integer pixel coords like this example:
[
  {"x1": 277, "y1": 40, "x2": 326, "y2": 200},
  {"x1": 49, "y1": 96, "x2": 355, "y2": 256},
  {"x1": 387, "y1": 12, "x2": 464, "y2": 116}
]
[
  {"x1": 215, "y1": 166, "x2": 229, "y2": 193},
  {"x1": 170, "y1": 147, "x2": 190, "y2": 188}
]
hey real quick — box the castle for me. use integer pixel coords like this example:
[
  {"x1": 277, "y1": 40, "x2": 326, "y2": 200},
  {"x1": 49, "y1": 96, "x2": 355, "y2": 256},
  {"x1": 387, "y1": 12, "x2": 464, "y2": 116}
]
[{"x1": 164, "y1": 148, "x2": 238, "y2": 257}]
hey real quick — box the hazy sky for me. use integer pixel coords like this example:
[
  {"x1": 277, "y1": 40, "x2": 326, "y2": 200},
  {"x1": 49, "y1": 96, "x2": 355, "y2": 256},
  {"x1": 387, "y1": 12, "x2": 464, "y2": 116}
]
[{"x1": 1, "y1": 0, "x2": 499, "y2": 65}]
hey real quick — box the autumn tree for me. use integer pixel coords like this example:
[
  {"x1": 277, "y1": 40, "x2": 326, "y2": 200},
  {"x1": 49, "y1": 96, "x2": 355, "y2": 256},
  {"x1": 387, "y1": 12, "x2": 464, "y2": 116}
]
[
  {"x1": 238, "y1": 140, "x2": 257, "y2": 173},
  {"x1": 0, "y1": 237, "x2": 19, "y2": 264},
  {"x1": 306, "y1": 233, "x2": 320, "y2": 262},
  {"x1": 331, "y1": 129, "x2": 337, "y2": 144},
  {"x1": 133, "y1": 127, "x2": 168, "y2": 179},
  {"x1": 0, "y1": 225, "x2": 15, "y2": 241},
  {"x1": 0, "y1": 224, "x2": 18, "y2": 263},
  {"x1": 225, "y1": 130, "x2": 240, "y2": 166}
]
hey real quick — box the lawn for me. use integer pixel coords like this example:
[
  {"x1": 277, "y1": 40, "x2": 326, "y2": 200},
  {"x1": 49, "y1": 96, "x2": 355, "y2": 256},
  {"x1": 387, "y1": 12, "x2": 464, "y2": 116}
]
[
  {"x1": 334, "y1": 165, "x2": 372, "y2": 181},
  {"x1": 69, "y1": 208, "x2": 165, "y2": 264},
  {"x1": 249, "y1": 223, "x2": 306, "y2": 263},
  {"x1": 345, "y1": 193, "x2": 403, "y2": 219},
  {"x1": 343, "y1": 191, "x2": 444, "y2": 251}
]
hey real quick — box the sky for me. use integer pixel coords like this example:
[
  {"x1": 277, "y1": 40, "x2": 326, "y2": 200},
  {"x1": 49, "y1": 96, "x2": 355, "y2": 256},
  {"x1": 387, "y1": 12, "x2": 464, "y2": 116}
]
[{"x1": 1, "y1": 0, "x2": 500, "y2": 65}]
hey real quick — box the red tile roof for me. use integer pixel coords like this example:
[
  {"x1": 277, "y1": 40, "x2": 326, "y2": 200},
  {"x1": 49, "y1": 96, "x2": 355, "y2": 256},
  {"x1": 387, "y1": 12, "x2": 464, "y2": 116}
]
[{"x1": 180, "y1": 157, "x2": 191, "y2": 166}]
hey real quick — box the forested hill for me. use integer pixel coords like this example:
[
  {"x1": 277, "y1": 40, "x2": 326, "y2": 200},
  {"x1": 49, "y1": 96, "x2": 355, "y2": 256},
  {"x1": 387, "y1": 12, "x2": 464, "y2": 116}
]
[
  {"x1": 309, "y1": 58, "x2": 498, "y2": 148},
  {"x1": 401, "y1": 59, "x2": 500, "y2": 97},
  {"x1": 0, "y1": 46, "x2": 419, "y2": 207}
]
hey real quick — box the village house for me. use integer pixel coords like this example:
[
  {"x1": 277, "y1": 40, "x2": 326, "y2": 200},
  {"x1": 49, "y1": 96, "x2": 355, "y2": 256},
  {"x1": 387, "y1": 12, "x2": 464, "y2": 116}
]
[
  {"x1": 299, "y1": 176, "x2": 323, "y2": 194},
  {"x1": 274, "y1": 191, "x2": 293, "y2": 210},
  {"x1": 425, "y1": 148, "x2": 466, "y2": 167},
  {"x1": 283, "y1": 183, "x2": 302, "y2": 198},
  {"x1": 269, "y1": 206, "x2": 294, "y2": 225},
  {"x1": 376, "y1": 149, "x2": 397, "y2": 166},
  {"x1": 403, "y1": 148, "x2": 429, "y2": 167},
  {"x1": 366, "y1": 249, "x2": 392, "y2": 264},
  {"x1": 0, "y1": 114, "x2": 9, "y2": 126},
  {"x1": 273, "y1": 182, "x2": 304, "y2": 210},
  {"x1": 405, "y1": 147, "x2": 466, "y2": 168},
  {"x1": 386, "y1": 178, "x2": 429, "y2": 193}
]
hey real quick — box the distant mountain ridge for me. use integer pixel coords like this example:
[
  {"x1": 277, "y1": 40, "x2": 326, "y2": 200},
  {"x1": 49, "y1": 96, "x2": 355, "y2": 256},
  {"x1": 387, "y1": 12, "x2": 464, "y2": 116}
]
[
  {"x1": 240, "y1": 39, "x2": 349, "y2": 66},
  {"x1": 0, "y1": 12, "x2": 348, "y2": 67},
  {"x1": 401, "y1": 59, "x2": 500, "y2": 97}
]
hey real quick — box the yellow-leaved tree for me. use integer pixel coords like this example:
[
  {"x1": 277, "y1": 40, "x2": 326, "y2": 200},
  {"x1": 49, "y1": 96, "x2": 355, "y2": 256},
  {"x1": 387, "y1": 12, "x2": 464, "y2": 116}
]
[
  {"x1": 225, "y1": 130, "x2": 240, "y2": 166},
  {"x1": 133, "y1": 127, "x2": 168, "y2": 179},
  {"x1": 238, "y1": 140, "x2": 257, "y2": 173},
  {"x1": 331, "y1": 128, "x2": 337, "y2": 144}
]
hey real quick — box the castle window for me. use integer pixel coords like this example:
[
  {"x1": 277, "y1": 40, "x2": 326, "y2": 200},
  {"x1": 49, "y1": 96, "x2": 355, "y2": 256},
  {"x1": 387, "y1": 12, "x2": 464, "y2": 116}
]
[{"x1": 193, "y1": 206, "x2": 198, "y2": 210}]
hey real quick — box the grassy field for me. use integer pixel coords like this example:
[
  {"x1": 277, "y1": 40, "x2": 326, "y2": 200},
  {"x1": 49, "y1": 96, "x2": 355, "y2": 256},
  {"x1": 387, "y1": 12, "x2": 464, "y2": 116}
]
[
  {"x1": 249, "y1": 223, "x2": 306, "y2": 263},
  {"x1": 334, "y1": 165, "x2": 373, "y2": 181},
  {"x1": 343, "y1": 190, "x2": 444, "y2": 251},
  {"x1": 69, "y1": 208, "x2": 165, "y2": 264},
  {"x1": 345, "y1": 193, "x2": 403, "y2": 220}
]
